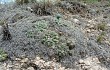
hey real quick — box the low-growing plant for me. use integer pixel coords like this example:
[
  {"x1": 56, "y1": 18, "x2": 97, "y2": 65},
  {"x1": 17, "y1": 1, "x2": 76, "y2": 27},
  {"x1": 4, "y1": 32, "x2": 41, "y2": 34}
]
[
  {"x1": 26, "y1": 20, "x2": 48, "y2": 38},
  {"x1": 97, "y1": 23, "x2": 107, "y2": 31},
  {"x1": 35, "y1": 20, "x2": 48, "y2": 32},
  {"x1": 55, "y1": 14, "x2": 62, "y2": 24},
  {"x1": 26, "y1": 20, "x2": 72, "y2": 60},
  {"x1": 55, "y1": 16, "x2": 68, "y2": 27},
  {"x1": 41, "y1": 30, "x2": 59, "y2": 47},
  {"x1": 16, "y1": 0, "x2": 29, "y2": 5},
  {"x1": 97, "y1": 32, "x2": 105, "y2": 43},
  {"x1": 0, "y1": 49, "x2": 8, "y2": 62},
  {"x1": 56, "y1": 43, "x2": 70, "y2": 58},
  {"x1": 26, "y1": 29, "x2": 36, "y2": 38},
  {"x1": 82, "y1": 0, "x2": 99, "y2": 3}
]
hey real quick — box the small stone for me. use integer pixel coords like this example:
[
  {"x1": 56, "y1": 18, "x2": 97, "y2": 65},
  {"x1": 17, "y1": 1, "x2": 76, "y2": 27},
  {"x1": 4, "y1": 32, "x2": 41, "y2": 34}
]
[
  {"x1": 86, "y1": 24, "x2": 91, "y2": 27},
  {"x1": 105, "y1": 41, "x2": 110, "y2": 45},
  {"x1": 91, "y1": 29, "x2": 95, "y2": 32},
  {"x1": 35, "y1": 57, "x2": 40, "y2": 60},
  {"x1": 79, "y1": 59, "x2": 84, "y2": 64},
  {"x1": 84, "y1": 60, "x2": 91, "y2": 65},
  {"x1": 20, "y1": 58, "x2": 29, "y2": 63},
  {"x1": 15, "y1": 58, "x2": 21, "y2": 61},
  {"x1": 7, "y1": 64, "x2": 13, "y2": 68},
  {"x1": 39, "y1": 60, "x2": 45, "y2": 63},
  {"x1": 107, "y1": 24, "x2": 110, "y2": 27},
  {"x1": 3, "y1": 63, "x2": 7, "y2": 67},
  {"x1": 87, "y1": 29, "x2": 91, "y2": 33},
  {"x1": 73, "y1": 19, "x2": 79, "y2": 23},
  {"x1": 26, "y1": 7, "x2": 33, "y2": 12},
  {"x1": 27, "y1": 67, "x2": 34, "y2": 70},
  {"x1": 103, "y1": 16, "x2": 107, "y2": 18},
  {"x1": 67, "y1": 42, "x2": 75, "y2": 50},
  {"x1": 59, "y1": 67, "x2": 65, "y2": 70},
  {"x1": 89, "y1": 25, "x2": 94, "y2": 29},
  {"x1": 92, "y1": 57, "x2": 100, "y2": 63}
]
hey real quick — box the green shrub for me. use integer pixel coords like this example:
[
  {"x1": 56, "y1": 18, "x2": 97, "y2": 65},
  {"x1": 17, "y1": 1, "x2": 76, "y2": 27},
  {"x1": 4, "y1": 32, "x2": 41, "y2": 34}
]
[{"x1": 0, "y1": 49, "x2": 8, "y2": 62}]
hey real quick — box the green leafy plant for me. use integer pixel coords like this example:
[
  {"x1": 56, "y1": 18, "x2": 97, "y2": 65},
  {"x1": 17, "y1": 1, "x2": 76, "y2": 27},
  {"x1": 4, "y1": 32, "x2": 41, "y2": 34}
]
[
  {"x1": 0, "y1": 49, "x2": 8, "y2": 62},
  {"x1": 41, "y1": 30, "x2": 59, "y2": 47}
]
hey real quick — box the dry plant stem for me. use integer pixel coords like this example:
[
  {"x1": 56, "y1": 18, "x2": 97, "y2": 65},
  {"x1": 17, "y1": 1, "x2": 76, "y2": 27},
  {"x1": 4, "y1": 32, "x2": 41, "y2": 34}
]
[{"x1": 2, "y1": 23, "x2": 12, "y2": 40}]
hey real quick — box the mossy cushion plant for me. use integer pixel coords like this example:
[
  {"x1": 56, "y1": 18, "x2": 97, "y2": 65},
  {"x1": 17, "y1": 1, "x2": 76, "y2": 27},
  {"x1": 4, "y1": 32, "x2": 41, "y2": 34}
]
[
  {"x1": 97, "y1": 23, "x2": 107, "y2": 31},
  {"x1": 0, "y1": 20, "x2": 5, "y2": 26},
  {"x1": 26, "y1": 20, "x2": 48, "y2": 38},
  {"x1": 0, "y1": 49, "x2": 8, "y2": 61},
  {"x1": 41, "y1": 30, "x2": 59, "y2": 47},
  {"x1": 97, "y1": 32, "x2": 105, "y2": 43}
]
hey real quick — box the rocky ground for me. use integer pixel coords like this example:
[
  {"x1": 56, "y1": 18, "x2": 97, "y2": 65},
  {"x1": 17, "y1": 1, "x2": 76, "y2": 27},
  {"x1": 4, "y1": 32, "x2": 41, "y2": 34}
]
[{"x1": 0, "y1": 1, "x2": 110, "y2": 70}]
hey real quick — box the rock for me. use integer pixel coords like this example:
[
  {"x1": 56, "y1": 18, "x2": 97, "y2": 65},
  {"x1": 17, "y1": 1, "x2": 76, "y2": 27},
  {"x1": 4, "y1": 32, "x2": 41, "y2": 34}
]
[
  {"x1": 89, "y1": 25, "x2": 94, "y2": 29},
  {"x1": 87, "y1": 29, "x2": 91, "y2": 33},
  {"x1": 15, "y1": 58, "x2": 21, "y2": 61},
  {"x1": 73, "y1": 19, "x2": 79, "y2": 23},
  {"x1": 103, "y1": 16, "x2": 107, "y2": 18},
  {"x1": 107, "y1": 24, "x2": 110, "y2": 27},
  {"x1": 20, "y1": 58, "x2": 29, "y2": 63},
  {"x1": 27, "y1": 67, "x2": 34, "y2": 70},
  {"x1": 84, "y1": 60, "x2": 91, "y2": 65},
  {"x1": 67, "y1": 42, "x2": 75, "y2": 50},
  {"x1": 26, "y1": 7, "x2": 34, "y2": 12},
  {"x1": 79, "y1": 59, "x2": 84, "y2": 64},
  {"x1": 86, "y1": 24, "x2": 91, "y2": 27},
  {"x1": 35, "y1": 57, "x2": 41, "y2": 61}
]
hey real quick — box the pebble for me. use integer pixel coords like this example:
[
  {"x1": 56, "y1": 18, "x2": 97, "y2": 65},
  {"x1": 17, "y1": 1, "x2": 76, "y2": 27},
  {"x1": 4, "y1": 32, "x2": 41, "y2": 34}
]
[
  {"x1": 73, "y1": 19, "x2": 79, "y2": 23},
  {"x1": 84, "y1": 60, "x2": 91, "y2": 65},
  {"x1": 79, "y1": 59, "x2": 84, "y2": 64},
  {"x1": 27, "y1": 67, "x2": 34, "y2": 70},
  {"x1": 107, "y1": 24, "x2": 110, "y2": 27},
  {"x1": 20, "y1": 58, "x2": 29, "y2": 63},
  {"x1": 87, "y1": 29, "x2": 91, "y2": 33},
  {"x1": 86, "y1": 24, "x2": 91, "y2": 27},
  {"x1": 15, "y1": 58, "x2": 21, "y2": 61}
]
